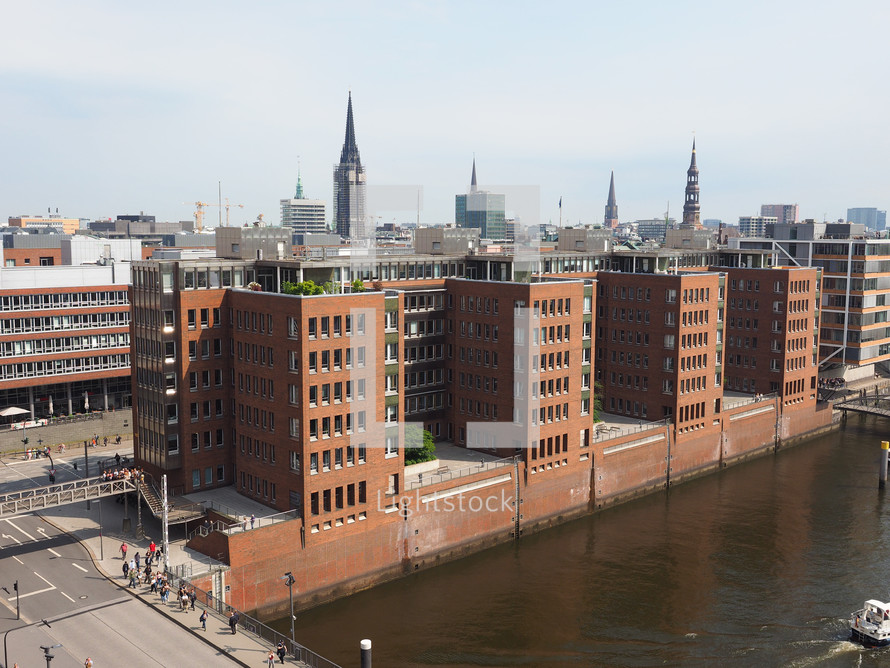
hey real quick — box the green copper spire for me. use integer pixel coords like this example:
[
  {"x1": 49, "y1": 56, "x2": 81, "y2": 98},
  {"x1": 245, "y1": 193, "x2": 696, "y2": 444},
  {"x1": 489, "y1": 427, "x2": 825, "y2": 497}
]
[{"x1": 295, "y1": 170, "x2": 304, "y2": 199}]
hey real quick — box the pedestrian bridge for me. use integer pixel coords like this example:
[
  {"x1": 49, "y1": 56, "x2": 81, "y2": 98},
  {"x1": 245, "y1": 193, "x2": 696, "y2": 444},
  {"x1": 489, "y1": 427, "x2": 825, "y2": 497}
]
[
  {"x1": 0, "y1": 476, "x2": 136, "y2": 518},
  {"x1": 834, "y1": 394, "x2": 890, "y2": 419}
]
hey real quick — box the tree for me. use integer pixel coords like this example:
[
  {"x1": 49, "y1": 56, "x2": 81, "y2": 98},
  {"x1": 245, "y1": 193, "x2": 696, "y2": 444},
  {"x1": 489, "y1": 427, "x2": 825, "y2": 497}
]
[
  {"x1": 351, "y1": 279, "x2": 366, "y2": 293},
  {"x1": 404, "y1": 424, "x2": 436, "y2": 465},
  {"x1": 282, "y1": 280, "x2": 323, "y2": 296},
  {"x1": 592, "y1": 381, "x2": 604, "y2": 423}
]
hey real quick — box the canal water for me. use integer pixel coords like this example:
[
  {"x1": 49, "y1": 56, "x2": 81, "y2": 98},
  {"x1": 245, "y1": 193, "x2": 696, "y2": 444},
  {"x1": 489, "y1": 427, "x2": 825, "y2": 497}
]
[{"x1": 283, "y1": 416, "x2": 890, "y2": 667}]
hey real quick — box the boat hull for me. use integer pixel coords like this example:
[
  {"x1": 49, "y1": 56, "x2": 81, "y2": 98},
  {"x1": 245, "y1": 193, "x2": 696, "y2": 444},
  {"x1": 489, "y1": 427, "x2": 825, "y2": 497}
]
[{"x1": 851, "y1": 626, "x2": 890, "y2": 647}]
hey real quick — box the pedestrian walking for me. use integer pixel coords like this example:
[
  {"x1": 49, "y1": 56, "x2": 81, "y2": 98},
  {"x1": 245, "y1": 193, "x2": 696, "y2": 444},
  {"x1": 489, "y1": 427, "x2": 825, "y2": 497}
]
[
  {"x1": 103, "y1": 436, "x2": 108, "y2": 447},
  {"x1": 229, "y1": 610, "x2": 240, "y2": 634},
  {"x1": 189, "y1": 588, "x2": 197, "y2": 610},
  {"x1": 134, "y1": 552, "x2": 140, "y2": 570},
  {"x1": 276, "y1": 640, "x2": 287, "y2": 663},
  {"x1": 250, "y1": 513, "x2": 256, "y2": 530},
  {"x1": 199, "y1": 609, "x2": 208, "y2": 631},
  {"x1": 149, "y1": 539, "x2": 156, "y2": 557},
  {"x1": 120, "y1": 542, "x2": 127, "y2": 559},
  {"x1": 129, "y1": 569, "x2": 137, "y2": 588},
  {"x1": 84, "y1": 658, "x2": 93, "y2": 668},
  {"x1": 268, "y1": 651, "x2": 276, "y2": 667},
  {"x1": 122, "y1": 562, "x2": 129, "y2": 578},
  {"x1": 115, "y1": 452, "x2": 121, "y2": 467}
]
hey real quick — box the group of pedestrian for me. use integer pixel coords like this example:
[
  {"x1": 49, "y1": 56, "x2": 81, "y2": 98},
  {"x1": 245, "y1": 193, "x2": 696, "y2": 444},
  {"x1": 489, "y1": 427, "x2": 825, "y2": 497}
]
[{"x1": 102, "y1": 465, "x2": 143, "y2": 482}]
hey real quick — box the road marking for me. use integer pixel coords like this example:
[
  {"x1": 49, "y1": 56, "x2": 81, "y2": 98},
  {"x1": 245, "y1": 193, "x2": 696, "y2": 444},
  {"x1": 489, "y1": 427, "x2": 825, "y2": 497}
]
[
  {"x1": 61, "y1": 592, "x2": 75, "y2": 603},
  {"x1": 3, "y1": 519, "x2": 37, "y2": 541},
  {"x1": 34, "y1": 571, "x2": 54, "y2": 587},
  {"x1": 72, "y1": 563, "x2": 88, "y2": 572},
  {"x1": 47, "y1": 548, "x2": 61, "y2": 557},
  {"x1": 8, "y1": 585, "x2": 54, "y2": 601},
  {"x1": 2, "y1": 533, "x2": 22, "y2": 545},
  {"x1": 12, "y1": 556, "x2": 22, "y2": 564}
]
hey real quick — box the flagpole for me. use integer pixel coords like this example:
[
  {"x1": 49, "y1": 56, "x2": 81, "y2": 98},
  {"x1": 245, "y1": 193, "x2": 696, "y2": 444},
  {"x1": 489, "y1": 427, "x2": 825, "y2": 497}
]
[{"x1": 559, "y1": 197, "x2": 562, "y2": 229}]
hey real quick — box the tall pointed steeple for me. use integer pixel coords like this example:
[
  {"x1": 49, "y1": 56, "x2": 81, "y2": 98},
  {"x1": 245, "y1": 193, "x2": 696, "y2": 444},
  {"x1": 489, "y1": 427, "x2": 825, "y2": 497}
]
[
  {"x1": 294, "y1": 168, "x2": 304, "y2": 199},
  {"x1": 604, "y1": 170, "x2": 618, "y2": 229},
  {"x1": 681, "y1": 138, "x2": 701, "y2": 229},
  {"x1": 333, "y1": 92, "x2": 367, "y2": 239},
  {"x1": 470, "y1": 157, "x2": 477, "y2": 192},
  {"x1": 339, "y1": 91, "x2": 362, "y2": 166}
]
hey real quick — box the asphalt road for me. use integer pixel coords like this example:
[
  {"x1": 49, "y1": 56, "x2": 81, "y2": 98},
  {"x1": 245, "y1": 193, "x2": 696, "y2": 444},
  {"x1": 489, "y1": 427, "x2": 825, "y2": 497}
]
[
  {"x1": 0, "y1": 450, "x2": 241, "y2": 667},
  {"x1": 0, "y1": 514, "x2": 239, "y2": 667}
]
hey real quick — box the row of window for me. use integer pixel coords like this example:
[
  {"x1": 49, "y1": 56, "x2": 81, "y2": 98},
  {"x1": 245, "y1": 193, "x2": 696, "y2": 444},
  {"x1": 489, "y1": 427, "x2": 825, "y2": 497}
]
[
  {"x1": 606, "y1": 285, "x2": 652, "y2": 302},
  {"x1": 457, "y1": 346, "x2": 499, "y2": 367},
  {"x1": 0, "y1": 354, "x2": 129, "y2": 380},
  {"x1": 607, "y1": 396, "x2": 649, "y2": 418},
  {"x1": 459, "y1": 295, "x2": 500, "y2": 314},
  {"x1": 186, "y1": 307, "x2": 221, "y2": 330},
  {"x1": 238, "y1": 434, "x2": 276, "y2": 463},
  {"x1": 404, "y1": 392, "x2": 444, "y2": 415},
  {"x1": 238, "y1": 404, "x2": 275, "y2": 431},
  {"x1": 459, "y1": 397, "x2": 499, "y2": 420},
  {"x1": 0, "y1": 290, "x2": 128, "y2": 311},
  {"x1": 235, "y1": 341, "x2": 274, "y2": 366},
  {"x1": 234, "y1": 308, "x2": 271, "y2": 335},
  {"x1": 1, "y1": 333, "x2": 129, "y2": 358},
  {"x1": 403, "y1": 319, "x2": 444, "y2": 338},
  {"x1": 458, "y1": 320, "x2": 499, "y2": 341},
  {"x1": 308, "y1": 379, "x2": 366, "y2": 406},
  {"x1": 529, "y1": 433, "x2": 570, "y2": 460},
  {"x1": 307, "y1": 411, "x2": 367, "y2": 440},
  {"x1": 237, "y1": 370, "x2": 274, "y2": 397},
  {"x1": 302, "y1": 314, "x2": 365, "y2": 339},
  {"x1": 608, "y1": 349, "x2": 650, "y2": 369},
  {"x1": 301, "y1": 347, "x2": 366, "y2": 373},
  {"x1": 239, "y1": 471, "x2": 277, "y2": 502},
  {"x1": 310, "y1": 481, "x2": 368, "y2": 515},
  {"x1": 0, "y1": 312, "x2": 129, "y2": 334},
  {"x1": 308, "y1": 444, "x2": 369, "y2": 473},
  {"x1": 609, "y1": 372, "x2": 650, "y2": 392}
]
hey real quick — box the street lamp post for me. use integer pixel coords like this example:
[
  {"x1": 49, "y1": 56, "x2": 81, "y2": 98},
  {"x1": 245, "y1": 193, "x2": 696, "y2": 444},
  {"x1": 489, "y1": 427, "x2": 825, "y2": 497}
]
[
  {"x1": 283, "y1": 572, "x2": 296, "y2": 643},
  {"x1": 39, "y1": 643, "x2": 61, "y2": 668}
]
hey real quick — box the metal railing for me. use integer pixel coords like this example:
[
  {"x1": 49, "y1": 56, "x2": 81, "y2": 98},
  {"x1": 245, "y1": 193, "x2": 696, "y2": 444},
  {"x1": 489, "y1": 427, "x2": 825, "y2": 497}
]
[
  {"x1": 406, "y1": 456, "x2": 515, "y2": 490},
  {"x1": 222, "y1": 509, "x2": 299, "y2": 535},
  {"x1": 592, "y1": 417, "x2": 671, "y2": 442},
  {"x1": 164, "y1": 572, "x2": 341, "y2": 668},
  {"x1": 0, "y1": 476, "x2": 135, "y2": 517},
  {"x1": 721, "y1": 392, "x2": 778, "y2": 411}
]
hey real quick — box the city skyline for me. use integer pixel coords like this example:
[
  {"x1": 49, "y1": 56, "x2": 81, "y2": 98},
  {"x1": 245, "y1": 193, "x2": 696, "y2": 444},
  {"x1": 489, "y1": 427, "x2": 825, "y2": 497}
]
[{"x1": 1, "y1": 1, "x2": 887, "y2": 228}]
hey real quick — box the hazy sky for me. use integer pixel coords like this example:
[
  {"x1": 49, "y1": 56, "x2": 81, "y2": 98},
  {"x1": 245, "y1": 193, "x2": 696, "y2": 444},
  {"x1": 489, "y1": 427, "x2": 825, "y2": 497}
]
[{"x1": 2, "y1": 0, "x2": 887, "y2": 228}]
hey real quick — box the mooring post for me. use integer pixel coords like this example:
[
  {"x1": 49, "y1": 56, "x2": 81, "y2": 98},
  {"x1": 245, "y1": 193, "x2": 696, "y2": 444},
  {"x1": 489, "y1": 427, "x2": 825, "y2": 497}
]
[
  {"x1": 880, "y1": 441, "x2": 888, "y2": 489},
  {"x1": 360, "y1": 639, "x2": 372, "y2": 668}
]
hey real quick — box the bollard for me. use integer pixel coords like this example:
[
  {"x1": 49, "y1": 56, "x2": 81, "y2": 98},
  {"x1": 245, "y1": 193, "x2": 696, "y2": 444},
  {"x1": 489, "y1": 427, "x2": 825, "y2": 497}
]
[
  {"x1": 881, "y1": 441, "x2": 889, "y2": 489},
  {"x1": 360, "y1": 639, "x2": 372, "y2": 668}
]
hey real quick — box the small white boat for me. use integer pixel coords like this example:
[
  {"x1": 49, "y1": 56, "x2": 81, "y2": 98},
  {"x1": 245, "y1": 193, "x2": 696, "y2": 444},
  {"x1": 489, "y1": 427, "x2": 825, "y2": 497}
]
[{"x1": 851, "y1": 599, "x2": 890, "y2": 646}]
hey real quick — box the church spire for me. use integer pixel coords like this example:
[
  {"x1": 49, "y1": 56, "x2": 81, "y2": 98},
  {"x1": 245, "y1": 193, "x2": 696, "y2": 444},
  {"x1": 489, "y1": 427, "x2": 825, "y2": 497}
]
[
  {"x1": 470, "y1": 157, "x2": 477, "y2": 192},
  {"x1": 295, "y1": 164, "x2": 304, "y2": 199},
  {"x1": 681, "y1": 138, "x2": 701, "y2": 229},
  {"x1": 339, "y1": 91, "x2": 361, "y2": 165},
  {"x1": 604, "y1": 170, "x2": 618, "y2": 229}
]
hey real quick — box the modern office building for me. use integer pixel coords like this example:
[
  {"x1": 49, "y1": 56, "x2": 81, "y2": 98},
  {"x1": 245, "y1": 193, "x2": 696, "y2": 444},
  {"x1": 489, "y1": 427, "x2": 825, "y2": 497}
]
[
  {"x1": 455, "y1": 159, "x2": 506, "y2": 240},
  {"x1": 636, "y1": 218, "x2": 673, "y2": 243},
  {"x1": 739, "y1": 215, "x2": 777, "y2": 238},
  {"x1": 9, "y1": 215, "x2": 81, "y2": 235},
  {"x1": 730, "y1": 221, "x2": 888, "y2": 380},
  {"x1": 280, "y1": 174, "x2": 326, "y2": 233},
  {"x1": 333, "y1": 93, "x2": 366, "y2": 241},
  {"x1": 761, "y1": 204, "x2": 799, "y2": 226},
  {"x1": 847, "y1": 207, "x2": 887, "y2": 231},
  {"x1": 0, "y1": 265, "x2": 132, "y2": 419}
]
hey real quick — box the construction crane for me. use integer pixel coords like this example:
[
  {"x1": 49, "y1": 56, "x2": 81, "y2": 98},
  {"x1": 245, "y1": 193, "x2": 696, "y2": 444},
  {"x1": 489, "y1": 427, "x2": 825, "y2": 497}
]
[
  {"x1": 184, "y1": 199, "x2": 245, "y2": 231},
  {"x1": 184, "y1": 201, "x2": 212, "y2": 232}
]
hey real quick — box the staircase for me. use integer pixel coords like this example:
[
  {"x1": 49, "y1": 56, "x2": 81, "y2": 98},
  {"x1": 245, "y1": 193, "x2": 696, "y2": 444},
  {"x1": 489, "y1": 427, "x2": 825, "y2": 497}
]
[{"x1": 139, "y1": 476, "x2": 165, "y2": 517}]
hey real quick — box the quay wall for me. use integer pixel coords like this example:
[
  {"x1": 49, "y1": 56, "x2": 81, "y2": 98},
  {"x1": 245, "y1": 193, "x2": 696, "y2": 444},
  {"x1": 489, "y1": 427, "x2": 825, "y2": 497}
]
[{"x1": 186, "y1": 402, "x2": 835, "y2": 620}]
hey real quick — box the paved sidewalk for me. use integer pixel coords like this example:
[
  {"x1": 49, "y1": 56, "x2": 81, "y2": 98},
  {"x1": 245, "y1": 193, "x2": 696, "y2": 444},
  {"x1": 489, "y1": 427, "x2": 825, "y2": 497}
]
[{"x1": 38, "y1": 468, "x2": 314, "y2": 667}]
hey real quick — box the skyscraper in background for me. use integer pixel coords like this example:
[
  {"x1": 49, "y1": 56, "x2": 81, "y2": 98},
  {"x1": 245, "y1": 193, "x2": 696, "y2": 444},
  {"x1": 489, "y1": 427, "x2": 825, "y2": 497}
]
[
  {"x1": 760, "y1": 204, "x2": 799, "y2": 226},
  {"x1": 455, "y1": 159, "x2": 506, "y2": 240},
  {"x1": 281, "y1": 172, "x2": 326, "y2": 233},
  {"x1": 847, "y1": 207, "x2": 886, "y2": 231},
  {"x1": 333, "y1": 92, "x2": 366, "y2": 240}
]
